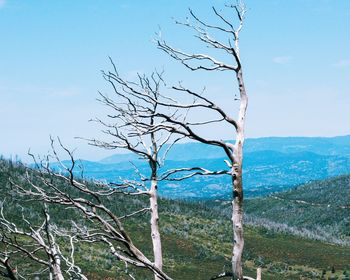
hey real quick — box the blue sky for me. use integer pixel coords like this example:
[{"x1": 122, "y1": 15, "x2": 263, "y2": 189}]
[{"x1": 0, "y1": 0, "x2": 349, "y2": 161}]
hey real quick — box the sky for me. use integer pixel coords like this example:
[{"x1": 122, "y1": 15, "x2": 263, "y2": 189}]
[{"x1": 0, "y1": 0, "x2": 349, "y2": 162}]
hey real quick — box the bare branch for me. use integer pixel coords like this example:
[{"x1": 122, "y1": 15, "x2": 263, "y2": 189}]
[
  {"x1": 10, "y1": 140, "x2": 174, "y2": 280},
  {"x1": 159, "y1": 167, "x2": 230, "y2": 181},
  {"x1": 0, "y1": 201, "x2": 87, "y2": 280}
]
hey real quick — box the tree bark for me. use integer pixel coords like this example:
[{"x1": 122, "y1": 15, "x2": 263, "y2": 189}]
[
  {"x1": 52, "y1": 265, "x2": 64, "y2": 280},
  {"x1": 46, "y1": 233, "x2": 64, "y2": 280},
  {"x1": 51, "y1": 251, "x2": 64, "y2": 280},
  {"x1": 150, "y1": 176, "x2": 163, "y2": 280},
  {"x1": 232, "y1": 68, "x2": 248, "y2": 280},
  {"x1": 256, "y1": 268, "x2": 262, "y2": 280},
  {"x1": 231, "y1": 164, "x2": 244, "y2": 280}
]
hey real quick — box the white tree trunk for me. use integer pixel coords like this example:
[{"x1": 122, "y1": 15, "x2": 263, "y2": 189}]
[
  {"x1": 232, "y1": 68, "x2": 248, "y2": 280},
  {"x1": 51, "y1": 247, "x2": 64, "y2": 280},
  {"x1": 52, "y1": 265, "x2": 64, "y2": 280},
  {"x1": 256, "y1": 268, "x2": 262, "y2": 280},
  {"x1": 150, "y1": 178, "x2": 163, "y2": 280},
  {"x1": 232, "y1": 164, "x2": 244, "y2": 280}
]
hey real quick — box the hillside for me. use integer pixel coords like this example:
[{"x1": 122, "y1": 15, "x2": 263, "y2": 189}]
[
  {"x1": 1, "y1": 159, "x2": 350, "y2": 279},
  {"x1": 244, "y1": 174, "x2": 350, "y2": 245}
]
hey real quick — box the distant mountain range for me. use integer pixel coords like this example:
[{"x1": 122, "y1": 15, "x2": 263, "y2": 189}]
[
  {"x1": 100, "y1": 134, "x2": 350, "y2": 163},
  {"x1": 50, "y1": 135, "x2": 350, "y2": 199}
]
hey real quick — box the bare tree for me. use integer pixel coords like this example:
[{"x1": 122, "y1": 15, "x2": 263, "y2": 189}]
[
  {"x1": 7, "y1": 141, "x2": 174, "y2": 280},
  {"x1": 154, "y1": 2, "x2": 255, "y2": 279},
  {"x1": 88, "y1": 62, "x2": 188, "y2": 280},
  {"x1": 0, "y1": 202, "x2": 87, "y2": 280}
]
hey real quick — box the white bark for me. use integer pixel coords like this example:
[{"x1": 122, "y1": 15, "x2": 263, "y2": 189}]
[
  {"x1": 150, "y1": 178, "x2": 163, "y2": 279},
  {"x1": 231, "y1": 68, "x2": 248, "y2": 280},
  {"x1": 51, "y1": 264, "x2": 64, "y2": 280},
  {"x1": 256, "y1": 268, "x2": 262, "y2": 280}
]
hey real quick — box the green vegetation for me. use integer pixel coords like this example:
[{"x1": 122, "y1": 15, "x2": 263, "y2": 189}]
[
  {"x1": 244, "y1": 175, "x2": 350, "y2": 245},
  {"x1": 1, "y1": 158, "x2": 349, "y2": 279}
]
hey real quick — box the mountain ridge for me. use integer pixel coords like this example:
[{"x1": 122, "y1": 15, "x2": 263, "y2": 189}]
[
  {"x1": 100, "y1": 134, "x2": 350, "y2": 163},
  {"x1": 26, "y1": 135, "x2": 350, "y2": 199}
]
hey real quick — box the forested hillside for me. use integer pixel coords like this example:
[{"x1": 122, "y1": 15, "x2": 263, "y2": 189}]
[
  {"x1": 1, "y1": 158, "x2": 349, "y2": 279},
  {"x1": 244, "y1": 174, "x2": 350, "y2": 246}
]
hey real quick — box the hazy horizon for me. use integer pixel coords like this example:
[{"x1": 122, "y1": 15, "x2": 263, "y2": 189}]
[{"x1": 4, "y1": 133, "x2": 350, "y2": 164}]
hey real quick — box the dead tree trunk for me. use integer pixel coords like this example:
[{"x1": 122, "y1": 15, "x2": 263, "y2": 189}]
[
  {"x1": 231, "y1": 68, "x2": 248, "y2": 279},
  {"x1": 150, "y1": 176, "x2": 163, "y2": 279},
  {"x1": 150, "y1": 107, "x2": 163, "y2": 279},
  {"x1": 51, "y1": 264, "x2": 64, "y2": 280}
]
